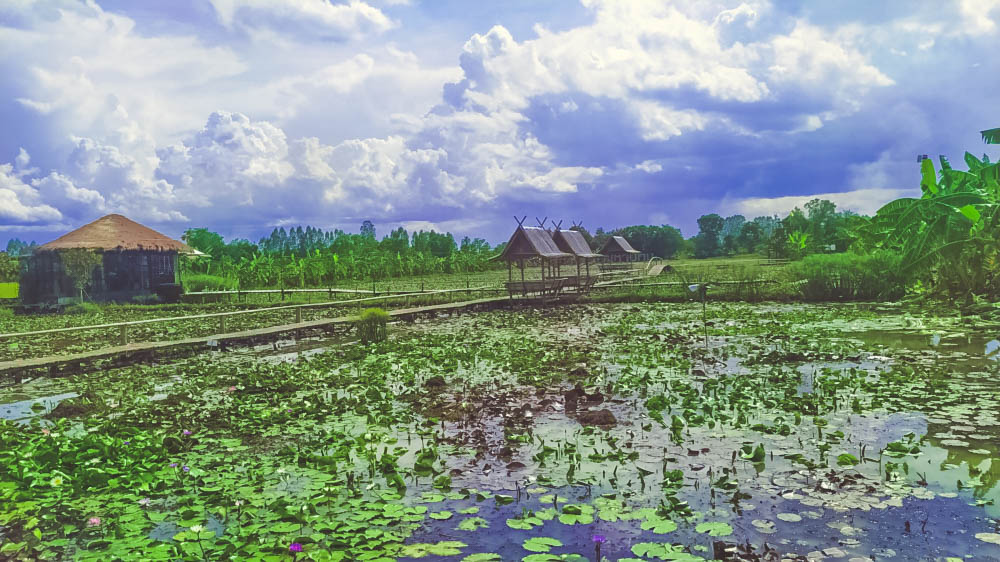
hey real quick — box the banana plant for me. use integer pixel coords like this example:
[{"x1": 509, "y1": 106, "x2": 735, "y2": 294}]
[{"x1": 863, "y1": 129, "x2": 999, "y2": 295}]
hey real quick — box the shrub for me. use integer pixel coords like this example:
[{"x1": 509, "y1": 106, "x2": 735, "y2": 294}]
[
  {"x1": 183, "y1": 274, "x2": 237, "y2": 293},
  {"x1": 790, "y1": 251, "x2": 905, "y2": 301},
  {"x1": 357, "y1": 307, "x2": 389, "y2": 344},
  {"x1": 64, "y1": 301, "x2": 101, "y2": 315},
  {"x1": 0, "y1": 307, "x2": 13, "y2": 321},
  {"x1": 131, "y1": 294, "x2": 162, "y2": 305}
]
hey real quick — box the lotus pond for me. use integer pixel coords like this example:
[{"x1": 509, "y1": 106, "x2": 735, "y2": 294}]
[{"x1": 2, "y1": 301, "x2": 1000, "y2": 561}]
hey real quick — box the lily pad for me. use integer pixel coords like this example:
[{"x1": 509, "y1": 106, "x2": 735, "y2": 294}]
[
  {"x1": 695, "y1": 521, "x2": 733, "y2": 537},
  {"x1": 641, "y1": 517, "x2": 678, "y2": 534},
  {"x1": 458, "y1": 517, "x2": 489, "y2": 531},
  {"x1": 523, "y1": 537, "x2": 563, "y2": 553},
  {"x1": 976, "y1": 533, "x2": 1000, "y2": 545}
]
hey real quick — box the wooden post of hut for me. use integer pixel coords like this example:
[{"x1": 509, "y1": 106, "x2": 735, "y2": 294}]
[
  {"x1": 551, "y1": 225, "x2": 602, "y2": 292},
  {"x1": 492, "y1": 218, "x2": 570, "y2": 299}
]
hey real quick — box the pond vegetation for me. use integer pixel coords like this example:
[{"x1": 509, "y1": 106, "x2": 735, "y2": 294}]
[{"x1": 3, "y1": 301, "x2": 1000, "y2": 560}]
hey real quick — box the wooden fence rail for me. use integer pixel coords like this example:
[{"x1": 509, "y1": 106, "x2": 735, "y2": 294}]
[
  {"x1": 0, "y1": 296, "x2": 511, "y2": 376},
  {"x1": 0, "y1": 286, "x2": 502, "y2": 341}
]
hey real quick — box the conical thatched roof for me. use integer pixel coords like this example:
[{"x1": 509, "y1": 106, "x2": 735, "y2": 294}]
[{"x1": 38, "y1": 214, "x2": 196, "y2": 253}]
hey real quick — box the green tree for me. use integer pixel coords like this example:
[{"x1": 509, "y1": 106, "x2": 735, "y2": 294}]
[
  {"x1": 694, "y1": 214, "x2": 724, "y2": 258},
  {"x1": 360, "y1": 220, "x2": 376, "y2": 239},
  {"x1": 60, "y1": 249, "x2": 103, "y2": 301},
  {"x1": 0, "y1": 252, "x2": 19, "y2": 282},
  {"x1": 804, "y1": 198, "x2": 838, "y2": 248},
  {"x1": 182, "y1": 228, "x2": 225, "y2": 256},
  {"x1": 736, "y1": 222, "x2": 764, "y2": 253}
]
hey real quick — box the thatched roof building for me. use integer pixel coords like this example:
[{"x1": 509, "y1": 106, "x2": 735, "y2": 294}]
[
  {"x1": 21, "y1": 214, "x2": 193, "y2": 305},
  {"x1": 599, "y1": 235, "x2": 639, "y2": 261},
  {"x1": 496, "y1": 225, "x2": 571, "y2": 261},
  {"x1": 494, "y1": 224, "x2": 572, "y2": 297}
]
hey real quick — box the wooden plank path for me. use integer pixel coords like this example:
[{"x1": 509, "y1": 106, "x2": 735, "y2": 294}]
[
  {"x1": 0, "y1": 296, "x2": 509, "y2": 376},
  {"x1": 594, "y1": 274, "x2": 647, "y2": 287},
  {"x1": 0, "y1": 287, "x2": 500, "y2": 340}
]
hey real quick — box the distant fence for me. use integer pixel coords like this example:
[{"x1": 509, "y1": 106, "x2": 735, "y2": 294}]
[
  {"x1": 181, "y1": 281, "x2": 497, "y2": 303},
  {"x1": 0, "y1": 283, "x2": 17, "y2": 299},
  {"x1": 0, "y1": 286, "x2": 501, "y2": 348}
]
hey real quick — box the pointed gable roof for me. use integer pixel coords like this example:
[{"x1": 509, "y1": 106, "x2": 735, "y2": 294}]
[
  {"x1": 38, "y1": 214, "x2": 196, "y2": 253},
  {"x1": 496, "y1": 226, "x2": 572, "y2": 260},
  {"x1": 552, "y1": 229, "x2": 601, "y2": 258},
  {"x1": 599, "y1": 235, "x2": 639, "y2": 255}
]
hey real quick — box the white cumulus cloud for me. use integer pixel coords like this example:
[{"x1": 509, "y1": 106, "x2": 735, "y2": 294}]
[{"x1": 208, "y1": 0, "x2": 396, "y2": 41}]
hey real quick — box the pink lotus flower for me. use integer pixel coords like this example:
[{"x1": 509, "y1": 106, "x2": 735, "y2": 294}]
[
  {"x1": 87, "y1": 517, "x2": 101, "y2": 527},
  {"x1": 41, "y1": 428, "x2": 51, "y2": 435}
]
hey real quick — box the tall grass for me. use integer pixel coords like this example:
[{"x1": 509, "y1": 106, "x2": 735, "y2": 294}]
[
  {"x1": 357, "y1": 307, "x2": 389, "y2": 344},
  {"x1": 790, "y1": 252, "x2": 905, "y2": 301},
  {"x1": 183, "y1": 274, "x2": 237, "y2": 292},
  {"x1": 64, "y1": 301, "x2": 102, "y2": 315}
]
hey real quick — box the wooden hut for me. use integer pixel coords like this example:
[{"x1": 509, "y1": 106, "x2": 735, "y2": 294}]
[
  {"x1": 20, "y1": 214, "x2": 196, "y2": 305},
  {"x1": 599, "y1": 235, "x2": 640, "y2": 263},
  {"x1": 495, "y1": 222, "x2": 571, "y2": 297},
  {"x1": 551, "y1": 227, "x2": 601, "y2": 291}
]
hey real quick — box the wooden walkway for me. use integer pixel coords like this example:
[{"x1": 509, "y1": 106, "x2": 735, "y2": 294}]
[{"x1": 0, "y1": 296, "x2": 508, "y2": 377}]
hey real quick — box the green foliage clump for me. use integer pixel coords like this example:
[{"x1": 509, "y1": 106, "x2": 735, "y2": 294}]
[
  {"x1": 0, "y1": 307, "x2": 14, "y2": 321},
  {"x1": 64, "y1": 301, "x2": 101, "y2": 315},
  {"x1": 182, "y1": 274, "x2": 237, "y2": 292},
  {"x1": 859, "y1": 134, "x2": 1000, "y2": 298},
  {"x1": 131, "y1": 294, "x2": 162, "y2": 305},
  {"x1": 0, "y1": 252, "x2": 19, "y2": 283},
  {"x1": 358, "y1": 307, "x2": 389, "y2": 344},
  {"x1": 59, "y1": 248, "x2": 103, "y2": 299},
  {"x1": 790, "y1": 252, "x2": 905, "y2": 301}
]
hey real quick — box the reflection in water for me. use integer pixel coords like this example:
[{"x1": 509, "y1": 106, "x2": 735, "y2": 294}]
[
  {"x1": 857, "y1": 329, "x2": 1000, "y2": 361},
  {"x1": 0, "y1": 392, "x2": 77, "y2": 423}
]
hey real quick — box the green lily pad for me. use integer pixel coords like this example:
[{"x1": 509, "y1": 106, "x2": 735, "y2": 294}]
[
  {"x1": 641, "y1": 517, "x2": 678, "y2": 534},
  {"x1": 458, "y1": 517, "x2": 489, "y2": 531},
  {"x1": 976, "y1": 533, "x2": 1000, "y2": 545},
  {"x1": 399, "y1": 541, "x2": 467, "y2": 558},
  {"x1": 523, "y1": 537, "x2": 562, "y2": 553},
  {"x1": 695, "y1": 521, "x2": 733, "y2": 537}
]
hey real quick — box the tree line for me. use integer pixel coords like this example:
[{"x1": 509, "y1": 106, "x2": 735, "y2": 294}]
[
  {"x1": 0, "y1": 203, "x2": 868, "y2": 288},
  {"x1": 4, "y1": 124, "x2": 997, "y2": 300},
  {"x1": 177, "y1": 222, "x2": 498, "y2": 290}
]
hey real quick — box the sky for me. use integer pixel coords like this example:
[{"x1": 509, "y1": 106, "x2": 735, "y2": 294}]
[{"x1": 1, "y1": 0, "x2": 999, "y2": 247}]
